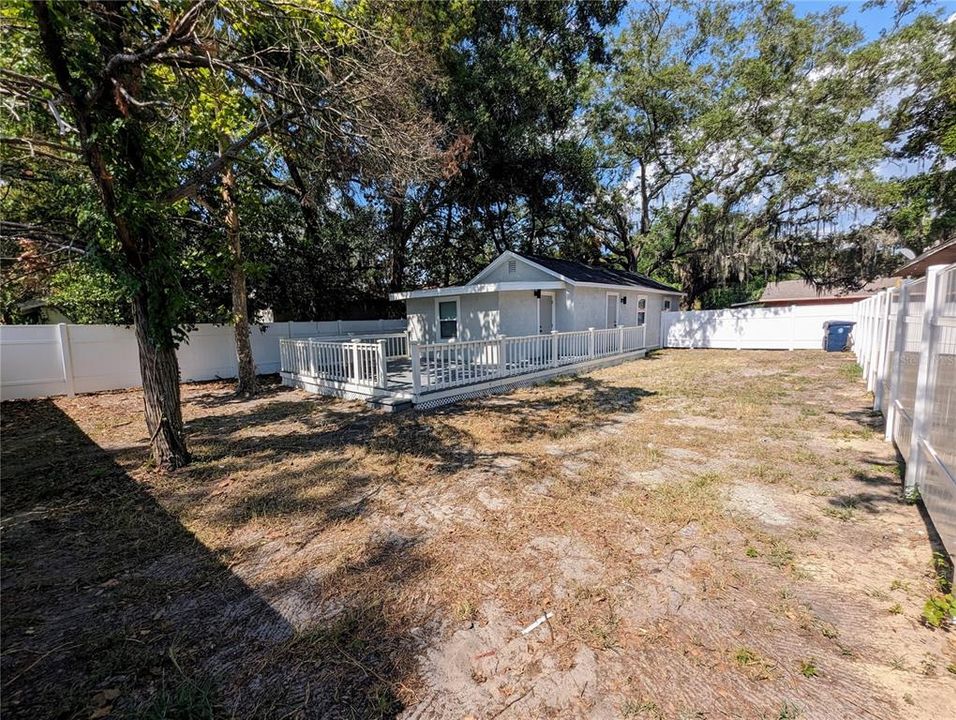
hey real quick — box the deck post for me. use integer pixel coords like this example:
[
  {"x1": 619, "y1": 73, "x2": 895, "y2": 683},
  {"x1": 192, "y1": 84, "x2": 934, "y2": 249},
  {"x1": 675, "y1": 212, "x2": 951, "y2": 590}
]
[
  {"x1": 588, "y1": 327, "x2": 595, "y2": 359},
  {"x1": 551, "y1": 330, "x2": 558, "y2": 367},
  {"x1": 618, "y1": 325, "x2": 624, "y2": 354},
  {"x1": 497, "y1": 336, "x2": 506, "y2": 376},
  {"x1": 376, "y1": 339, "x2": 388, "y2": 390},
  {"x1": 411, "y1": 342, "x2": 422, "y2": 395},
  {"x1": 904, "y1": 265, "x2": 943, "y2": 494},
  {"x1": 351, "y1": 341, "x2": 361, "y2": 384}
]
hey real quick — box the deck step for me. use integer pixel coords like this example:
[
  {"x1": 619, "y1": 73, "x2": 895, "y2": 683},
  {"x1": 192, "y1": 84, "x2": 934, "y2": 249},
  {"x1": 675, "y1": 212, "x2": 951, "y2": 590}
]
[{"x1": 367, "y1": 395, "x2": 414, "y2": 413}]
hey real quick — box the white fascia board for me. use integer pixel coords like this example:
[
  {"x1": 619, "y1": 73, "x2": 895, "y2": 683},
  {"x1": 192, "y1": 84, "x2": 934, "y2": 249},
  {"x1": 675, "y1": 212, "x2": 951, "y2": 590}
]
[
  {"x1": 389, "y1": 280, "x2": 565, "y2": 301},
  {"x1": 573, "y1": 281, "x2": 685, "y2": 296}
]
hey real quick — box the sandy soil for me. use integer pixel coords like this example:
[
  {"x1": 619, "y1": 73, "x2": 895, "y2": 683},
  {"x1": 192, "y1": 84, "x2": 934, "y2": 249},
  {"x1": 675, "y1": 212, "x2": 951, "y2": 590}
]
[{"x1": 2, "y1": 349, "x2": 953, "y2": 719}]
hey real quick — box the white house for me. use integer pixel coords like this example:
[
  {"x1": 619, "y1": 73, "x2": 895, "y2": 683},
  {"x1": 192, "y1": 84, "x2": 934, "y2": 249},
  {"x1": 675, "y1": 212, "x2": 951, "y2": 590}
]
[
  {"x1": 278, "y1": 252, "x2": 682, "y2": 409},
  {"x1": 389, "y1": 251, "x2": 683, "y2": 348}
]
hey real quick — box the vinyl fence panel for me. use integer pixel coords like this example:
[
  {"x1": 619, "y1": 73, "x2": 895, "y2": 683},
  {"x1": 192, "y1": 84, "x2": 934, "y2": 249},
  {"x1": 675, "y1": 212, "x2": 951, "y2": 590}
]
[
  {"x1": 853, "y1": 264, "x2": 956, "y2": 557},
  {"x1": 0, "y1": 319, "x2": 406, "y2": 401},
  {"x1": 661, "y1": 304, "x2": 857, "y2": 350}
]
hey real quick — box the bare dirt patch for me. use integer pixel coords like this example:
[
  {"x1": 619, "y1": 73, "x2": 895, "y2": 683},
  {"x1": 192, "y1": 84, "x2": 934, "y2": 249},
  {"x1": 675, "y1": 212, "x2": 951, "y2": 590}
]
[{"x1": 2, "y1": 351, "x2": 954, "y2": 719}]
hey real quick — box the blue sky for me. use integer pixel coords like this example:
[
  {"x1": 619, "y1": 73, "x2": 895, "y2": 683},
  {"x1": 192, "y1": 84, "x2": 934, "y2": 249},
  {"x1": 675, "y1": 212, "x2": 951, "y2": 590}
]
[{"x1": 790, "y1": 0, "x2": 956, "y2": 40}]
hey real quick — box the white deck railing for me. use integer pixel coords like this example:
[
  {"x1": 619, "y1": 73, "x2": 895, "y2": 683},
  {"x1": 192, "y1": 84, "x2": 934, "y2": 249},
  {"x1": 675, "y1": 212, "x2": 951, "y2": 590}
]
[
  {"x1": 412, "y1": 325, "x2": 646, "y2": 393},
  {"x1": 281, "y1": 338, "x2": 389, "y2": 389},
  {"x1": 307, "y1": 332, "x2": 408, "y2": 360},
  {"x1": 280, "y1": 325, "x2": 647, "y2": 396}
]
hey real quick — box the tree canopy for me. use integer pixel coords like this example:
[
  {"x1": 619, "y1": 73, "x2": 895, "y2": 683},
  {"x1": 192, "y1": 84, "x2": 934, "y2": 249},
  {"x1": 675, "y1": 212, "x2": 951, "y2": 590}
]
[{"x1": 5, "y1": 0, "x2": 950, "y2": 323}]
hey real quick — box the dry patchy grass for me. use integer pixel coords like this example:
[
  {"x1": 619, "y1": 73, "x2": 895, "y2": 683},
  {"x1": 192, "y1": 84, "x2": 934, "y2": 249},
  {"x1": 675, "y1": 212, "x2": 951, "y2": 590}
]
[{"x1": 2, "y1": 351, "x2": 954, "y2": 719}]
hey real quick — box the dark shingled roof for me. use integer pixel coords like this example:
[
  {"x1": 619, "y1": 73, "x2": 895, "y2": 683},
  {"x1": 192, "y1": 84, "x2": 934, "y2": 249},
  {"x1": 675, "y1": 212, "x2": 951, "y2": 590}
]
[{"x1": 516, "y1": 253, "x2": 680, "y2": 293}]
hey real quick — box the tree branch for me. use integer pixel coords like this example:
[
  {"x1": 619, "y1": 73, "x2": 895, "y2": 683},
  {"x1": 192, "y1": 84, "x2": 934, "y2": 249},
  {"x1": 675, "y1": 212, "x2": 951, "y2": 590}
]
[{"x1": 162, "y1": 113, "x2": 294, "y2": 203}]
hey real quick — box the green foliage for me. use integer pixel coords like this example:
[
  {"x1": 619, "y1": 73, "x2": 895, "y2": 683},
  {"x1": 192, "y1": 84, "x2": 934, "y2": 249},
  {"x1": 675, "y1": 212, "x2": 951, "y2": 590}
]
[
  {"x1": 589, "y1": 0, "x2": 894, "y2": 304},
  {"x1": 921, "y1": 593, "x2": 955, "y2": 628},
  {"x1": 0, "y1": 0, "x2": 949, "y2": 328},
  {"x1": 700, "y1": 276, "x2": 768, "y2": 310},
  {"x1": 872, "y1": 13, "x2": 956, "y2": 251},
  {"x1": 47, "y1": 263, "x2": 132, "y2": 325}
]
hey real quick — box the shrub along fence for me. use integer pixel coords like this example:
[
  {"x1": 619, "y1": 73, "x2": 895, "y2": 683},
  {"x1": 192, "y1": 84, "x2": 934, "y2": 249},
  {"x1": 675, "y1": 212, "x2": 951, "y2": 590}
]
[
  {"x1": 854, "y1": 263, "x2": 956, "y2": 556},
  {"x1": 0, "y1": 319, "x2": 406, "y2": 401}
]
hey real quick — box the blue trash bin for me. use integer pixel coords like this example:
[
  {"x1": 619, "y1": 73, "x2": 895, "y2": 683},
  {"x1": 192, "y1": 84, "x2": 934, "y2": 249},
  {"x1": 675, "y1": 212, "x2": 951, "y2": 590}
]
[{"x1": 822, "y1": 321, "x2": 855, "y2": 352}]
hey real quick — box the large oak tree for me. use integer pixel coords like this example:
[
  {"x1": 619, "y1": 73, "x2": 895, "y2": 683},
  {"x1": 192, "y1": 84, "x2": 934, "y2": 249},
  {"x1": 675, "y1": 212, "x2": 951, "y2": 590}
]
[{"x1": 1, "y1": 0, "x2": 440, "y2": 467}]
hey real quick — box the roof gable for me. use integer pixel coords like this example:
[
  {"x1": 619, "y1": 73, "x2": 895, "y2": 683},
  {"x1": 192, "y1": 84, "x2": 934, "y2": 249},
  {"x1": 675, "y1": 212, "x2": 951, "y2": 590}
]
[
  {"x1": 470, "y1": 251, "x2": 681, "y2": 294},
  {"x1": 515, "y1": 253, "x2": 680, "y2": 293}
]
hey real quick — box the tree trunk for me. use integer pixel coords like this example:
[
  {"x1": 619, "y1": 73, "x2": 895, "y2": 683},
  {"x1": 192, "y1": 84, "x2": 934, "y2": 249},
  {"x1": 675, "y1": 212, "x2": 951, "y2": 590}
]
[
  {"x1": 219, "y1": 144, "x2": 256, "y2": 396},
  {"x1": 386, "y1": 195, "x2": 408, "y2": 294},
  {"x1": 33, "y1": 1, "x2": 199, "y2": 468},
  {"x1": 132, "y1": 293, "x2": 190, "y2": 470},
  {"x1": 626, "y1": 159, "x2": 651, "y2": 272}
]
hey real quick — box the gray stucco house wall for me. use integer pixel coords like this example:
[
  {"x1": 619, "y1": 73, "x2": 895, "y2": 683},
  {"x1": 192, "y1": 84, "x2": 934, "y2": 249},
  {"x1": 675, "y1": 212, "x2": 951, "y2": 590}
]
[{"x1": 393, "y1": 252, "x2": 681, "y2": 347}]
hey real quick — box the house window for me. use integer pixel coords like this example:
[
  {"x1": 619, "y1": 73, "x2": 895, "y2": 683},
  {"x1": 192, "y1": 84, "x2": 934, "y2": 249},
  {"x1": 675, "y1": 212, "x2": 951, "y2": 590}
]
[
  {"x1": 438, "y1": 299, "x2": 458, "y2": 339},
  {"x1": 663, "y1": 299, "x2": 672, "y2": 311},
  {"x1": 637, "y1": 296, "x2": 647, "y2": 326}
]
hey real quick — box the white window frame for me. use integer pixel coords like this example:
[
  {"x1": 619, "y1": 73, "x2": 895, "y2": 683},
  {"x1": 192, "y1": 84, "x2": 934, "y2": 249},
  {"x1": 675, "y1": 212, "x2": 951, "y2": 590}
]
[
  {"x1": 537, "y1": 291, "x2": 556, "y2": 334},
  {"x1": 663, "y1": 298, "x2": 672, "y2": 311},
  {"x1": 435, "y1": 296, "x2": 460, "y2": 341},
  {"x1": 636, "y1": 295, "x2": 647, "y2": 326},
  {"x1": 606, "y1": 292, "x2": 620, "y2": 328}
]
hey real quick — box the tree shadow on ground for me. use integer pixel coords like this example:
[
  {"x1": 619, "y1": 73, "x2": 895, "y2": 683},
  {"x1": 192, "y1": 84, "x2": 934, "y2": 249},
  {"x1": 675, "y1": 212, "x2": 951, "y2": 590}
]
[
  {"x1": 170, "y1": 374, "x2": 657, "y2": 526},
  {"x1": 426, "y1": 375, "x2": 657, "y2": 444},
  {"x1": 0, "y1": 400, "x2": 423, "y2": 719},
  {"x1": 834, "y1": 408, "x2": 885, "y2": 431},
  {"x1": 185, "y1": 372, "x2": 654, "y2": 459}
]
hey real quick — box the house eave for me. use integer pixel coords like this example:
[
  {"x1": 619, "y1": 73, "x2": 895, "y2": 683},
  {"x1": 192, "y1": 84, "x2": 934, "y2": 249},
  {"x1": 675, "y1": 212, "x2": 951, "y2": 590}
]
[
  {"x1": 389, "y1": 280, "x2": 566, "y2": 301},
  {"x1": 571, "y1": 281, "x2": 685, "y2": 296}
]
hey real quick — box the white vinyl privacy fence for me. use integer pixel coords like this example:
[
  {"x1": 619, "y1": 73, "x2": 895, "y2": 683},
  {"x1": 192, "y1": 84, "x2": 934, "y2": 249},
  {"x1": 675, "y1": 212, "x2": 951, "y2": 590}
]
[
  {"x1": 0, "y1": 319, "x2": 406, "y2": 401},
  {"x1": 662, "y1": 303, "x2": 857, "y2": 350},
  {"x1": 854, "y1": 264, "x2": 955, "y2": 555}
]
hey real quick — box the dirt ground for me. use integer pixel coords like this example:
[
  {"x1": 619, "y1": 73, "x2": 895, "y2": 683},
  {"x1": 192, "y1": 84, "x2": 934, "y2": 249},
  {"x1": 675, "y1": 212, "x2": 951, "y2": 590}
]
[{"x1": 2, "y1": 349, "x2": 954, "y2": 719}]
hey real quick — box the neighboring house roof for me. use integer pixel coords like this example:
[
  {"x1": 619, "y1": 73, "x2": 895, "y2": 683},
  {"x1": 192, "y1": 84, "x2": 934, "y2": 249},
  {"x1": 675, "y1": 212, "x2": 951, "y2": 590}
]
[
  {"x1": 18, "y1": 298, "x2": 50, "y2": 312},
  {"x1": 513, "y1": 253, "x2": 681, "y2": 293},
  {"x1": 893, "y1": 239, "x2": 956, "y2": 278},
  {"x1": 738, "y1": 277, "x2": 899, "y2": 307}
]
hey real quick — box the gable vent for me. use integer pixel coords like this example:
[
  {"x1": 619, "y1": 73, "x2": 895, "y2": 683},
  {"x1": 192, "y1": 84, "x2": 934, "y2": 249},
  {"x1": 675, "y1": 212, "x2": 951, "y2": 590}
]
[{"x1": 507, "y1": 259, "x2": 517, "y2": 274}]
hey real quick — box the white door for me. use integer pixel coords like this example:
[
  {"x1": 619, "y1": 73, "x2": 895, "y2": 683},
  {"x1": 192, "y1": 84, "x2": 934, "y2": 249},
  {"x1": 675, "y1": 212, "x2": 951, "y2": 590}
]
[
  {"x1": 539, "y1": 294, "x2": 554, "y2": 333},
  {"x1": 606, "y1": 293, "x2": 618, "y2": 328}
]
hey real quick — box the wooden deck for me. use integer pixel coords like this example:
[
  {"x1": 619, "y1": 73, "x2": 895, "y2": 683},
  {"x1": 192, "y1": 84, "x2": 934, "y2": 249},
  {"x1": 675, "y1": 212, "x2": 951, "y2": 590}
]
[{"x1": 280, "y1": 327, "x2": 651, "y2": 410}]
